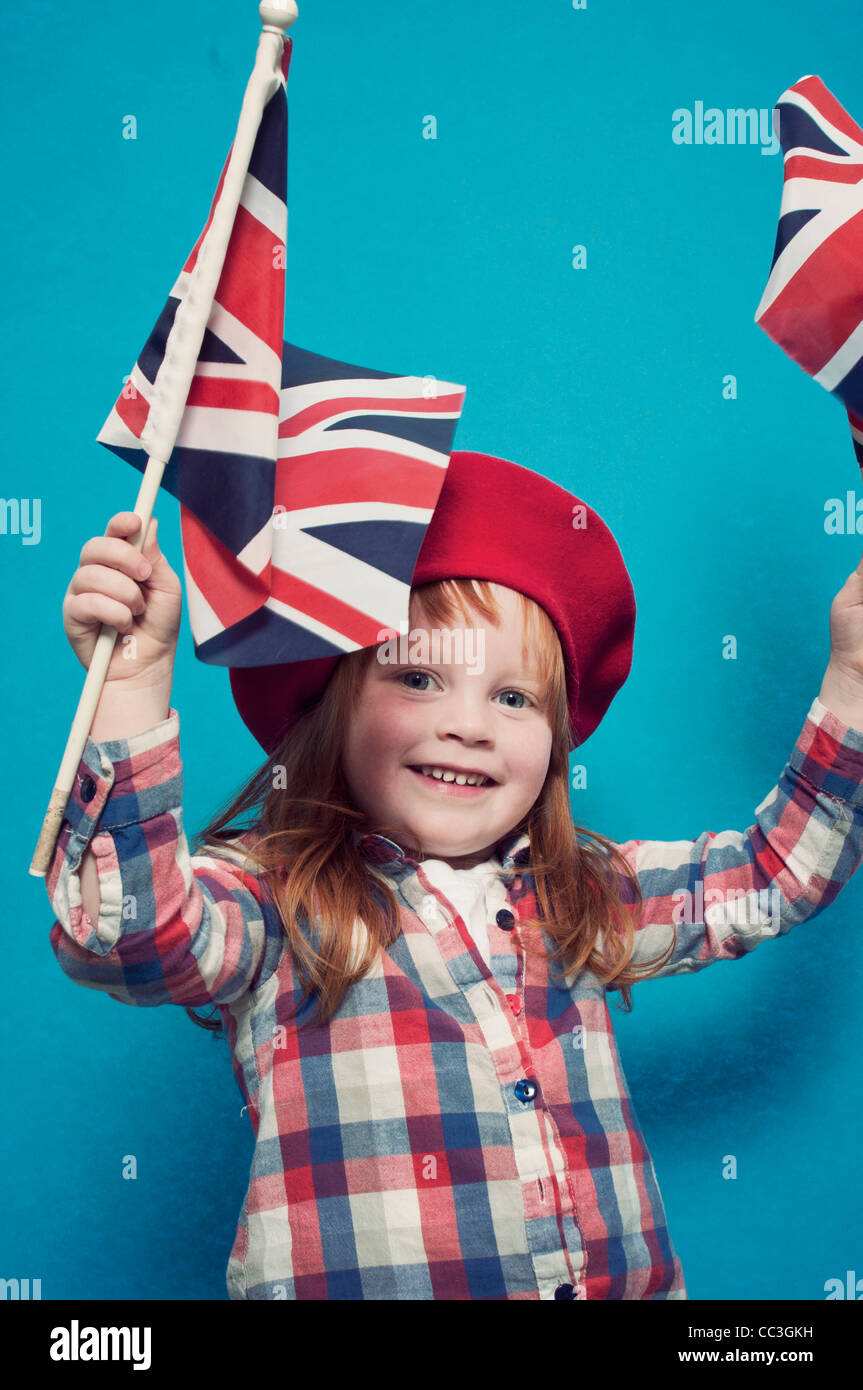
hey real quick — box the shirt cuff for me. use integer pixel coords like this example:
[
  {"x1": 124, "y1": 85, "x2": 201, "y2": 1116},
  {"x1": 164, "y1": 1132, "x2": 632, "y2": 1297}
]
[
  {"x1": 789, "y1": 696, "x2": 863, "y2": 809},
  {"x1": 63, "y1": 708, "x2": 183, "y2": 854}
]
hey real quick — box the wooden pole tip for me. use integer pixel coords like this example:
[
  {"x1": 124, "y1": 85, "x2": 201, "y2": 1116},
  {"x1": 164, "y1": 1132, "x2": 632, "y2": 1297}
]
[{"x1": 259, "y1": 0, "x2": 298, "y2": 31}]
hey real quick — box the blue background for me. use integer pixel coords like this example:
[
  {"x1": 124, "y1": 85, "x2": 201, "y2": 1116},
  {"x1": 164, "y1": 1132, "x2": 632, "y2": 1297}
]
[{"x1": 3, "y1": 0, "x2": 862, "y2": 1300}]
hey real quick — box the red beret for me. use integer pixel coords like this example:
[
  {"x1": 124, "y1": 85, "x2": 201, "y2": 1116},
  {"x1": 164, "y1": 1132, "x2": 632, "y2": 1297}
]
[{"x1": 230, "y1": 450, "x2": 636, "y2": 754}]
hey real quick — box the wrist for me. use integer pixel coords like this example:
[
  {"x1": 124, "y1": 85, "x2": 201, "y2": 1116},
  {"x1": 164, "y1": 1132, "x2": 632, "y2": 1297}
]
[
  {"x1": 817, "y1": 661, "x2": 863, "y2": 730},
  {"x1": 91, "y1": 666, "x2": 174, "y2": 742}
]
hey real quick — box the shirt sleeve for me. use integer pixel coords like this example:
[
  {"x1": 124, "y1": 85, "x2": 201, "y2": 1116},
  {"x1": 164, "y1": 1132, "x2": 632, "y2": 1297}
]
[
  {"x1": 609, "y1": 695, "x2": 863, "y2": 982},
  {"x1": 44, "y1": 708, "x2": 286, "y2": 1008}
]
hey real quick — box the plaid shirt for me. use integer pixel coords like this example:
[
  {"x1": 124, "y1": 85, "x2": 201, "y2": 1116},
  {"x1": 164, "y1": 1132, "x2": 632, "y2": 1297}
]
[{"x1": 45, "y1": 695, "x2": 863, "y2": 1300}]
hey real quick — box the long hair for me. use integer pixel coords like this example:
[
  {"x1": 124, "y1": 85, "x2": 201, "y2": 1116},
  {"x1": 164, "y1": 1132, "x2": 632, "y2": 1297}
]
[{"x1": 186, "y1": 579, "x2": 674, "y2": 1036}]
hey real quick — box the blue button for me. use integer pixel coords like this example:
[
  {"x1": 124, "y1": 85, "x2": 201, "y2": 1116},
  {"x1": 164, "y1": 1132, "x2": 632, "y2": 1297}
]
[
  {"x1": 496, "y1": 909, "x2": 515, "y2": 929},
  {"x1": 514, "y1": 1078, "x2": 537, "y2": 1103},
  {"x1": 554, "y1": 1283, "x2": 575, "y2": 1299},
  {"x1": 79, "y1": 776, "x2": 97, "y2": 803}
]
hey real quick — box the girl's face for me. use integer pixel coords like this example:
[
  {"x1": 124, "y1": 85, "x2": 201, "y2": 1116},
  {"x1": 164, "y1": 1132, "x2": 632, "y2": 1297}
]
[{"x1": 341, "y1": 584, "x2": 553, "y2": 869}]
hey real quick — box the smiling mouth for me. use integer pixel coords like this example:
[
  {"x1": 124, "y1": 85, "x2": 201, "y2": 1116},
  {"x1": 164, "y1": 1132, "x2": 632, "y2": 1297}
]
[{"x1": 407, "y1": 765, "x2": 497, "y2": 789}]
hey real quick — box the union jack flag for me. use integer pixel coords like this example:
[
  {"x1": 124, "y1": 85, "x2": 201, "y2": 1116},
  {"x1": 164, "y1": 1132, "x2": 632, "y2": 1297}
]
[
  {"x1": 96, "y1": 35, "x2": 466, "y2": 667},
  {"x1": 754, "y1": 74, "x2": 863, "y2": 474}
]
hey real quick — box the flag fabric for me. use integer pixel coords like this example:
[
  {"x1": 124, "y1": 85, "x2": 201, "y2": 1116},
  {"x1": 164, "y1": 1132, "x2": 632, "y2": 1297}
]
[
  {"x1": 754, "y1": 74, "x2": 863, "y2": 473},
  {"x1": 97, "y1": 36, "x2": 466, "y2": 668}
]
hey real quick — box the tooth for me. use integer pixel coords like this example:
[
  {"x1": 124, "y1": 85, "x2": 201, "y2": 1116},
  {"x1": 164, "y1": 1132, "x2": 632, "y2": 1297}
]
[{"x1": 415, "y1": 765, "x2": 490, "y2": 783}]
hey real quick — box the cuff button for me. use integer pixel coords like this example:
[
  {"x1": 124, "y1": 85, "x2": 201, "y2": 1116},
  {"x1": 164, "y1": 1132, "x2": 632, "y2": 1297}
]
[{"x1": 79, "y1": 775, "x2": 97, "y2": 803}]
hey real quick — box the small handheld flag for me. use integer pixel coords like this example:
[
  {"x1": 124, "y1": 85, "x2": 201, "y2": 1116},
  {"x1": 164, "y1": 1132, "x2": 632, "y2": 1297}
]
[
  {"x1": 100, "y1": 341, "x2": 466, "y2": 666},
  {"x1": 30, "y1": 5, "x2": 304, "y2": 876},
  {"x1": 96, "y1": 32, "x2": 465, "y2": 668},
  {"x1": 754, "y1": 74, "x2": 863, "y2": 473}
]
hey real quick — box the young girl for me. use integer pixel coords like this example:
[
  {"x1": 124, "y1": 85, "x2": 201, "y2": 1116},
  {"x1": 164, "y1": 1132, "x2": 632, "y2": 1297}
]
[{"x1": 47, "y1": 448, "x2": 863, "y2": 1301}]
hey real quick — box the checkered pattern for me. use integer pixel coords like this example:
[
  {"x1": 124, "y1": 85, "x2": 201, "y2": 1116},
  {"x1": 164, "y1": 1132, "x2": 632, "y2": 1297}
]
[{"x1": 44, "y1": 696, "x2": 863, "y2": 1299}]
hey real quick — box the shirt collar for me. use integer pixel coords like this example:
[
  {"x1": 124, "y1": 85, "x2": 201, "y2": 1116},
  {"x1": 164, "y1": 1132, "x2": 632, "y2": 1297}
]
[{"x1": 352, "y1": 826, "x2": 531, "y2": 873}]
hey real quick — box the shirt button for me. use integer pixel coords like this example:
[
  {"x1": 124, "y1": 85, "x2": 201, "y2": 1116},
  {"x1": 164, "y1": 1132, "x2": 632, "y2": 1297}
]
[
  {"x1": 496, "y1": 909, "x2": 515, "y2": 930},
  {"x1": 514, "y1": 1078, "x2": 537, "y2": 1103},
  {"x1": 79, "y1": 775, "x2": 97, "y2": 803},
  {"x1": 554, "y1": 1284, "x2": 575, "y2": 1300},
  {"x1": 506, "y1": 994, "x2": 521, "y2": 1016}
]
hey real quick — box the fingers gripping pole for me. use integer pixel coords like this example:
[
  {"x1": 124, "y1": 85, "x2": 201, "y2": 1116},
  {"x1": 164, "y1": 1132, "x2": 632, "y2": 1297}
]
[{"x1": 29, "y1": 455, "x2": 168, "y2": 877}]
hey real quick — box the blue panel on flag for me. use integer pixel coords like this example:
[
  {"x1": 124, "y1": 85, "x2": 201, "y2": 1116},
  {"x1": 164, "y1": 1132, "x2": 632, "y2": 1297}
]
[
  {"x1": 138, "y1": 298, "x2": 180, "y2": 386},
  {"x1": 173, "y1": 448, "x2": 276, "y2": 554},
  {"x1": 197, "y1": 607, "x2": 342, "y2": 667},
  {"x1": 198, "y1": 325, "x2": 246, "y2": 365},
  {"x1": 324, "y1": 413, "x2": 460, "y2": 454},
  {"x1": 776, "y1": 101, "x2": 848, "y2": 157},
  {"x1": 301, "y1": 519, "x2": 429, "y2": 584},
  {"x1": 248, "y1": 79, "x2": 287, "y2": 200},
  {"x1": 282, "y1": 342, "x2": 394, "y2": 387},
  {"x1": 770, "y1": 208, "x2": 819, "y2": 271}
]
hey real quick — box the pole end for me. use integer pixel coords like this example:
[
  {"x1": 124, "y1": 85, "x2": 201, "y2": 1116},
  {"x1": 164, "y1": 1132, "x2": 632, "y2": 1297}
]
[
  {"x1": 29, "y1": 789, "x2": 69, "y2": 877},
  {"x1": 259, "y1": 1, "x2": 298, "y2": 32}
]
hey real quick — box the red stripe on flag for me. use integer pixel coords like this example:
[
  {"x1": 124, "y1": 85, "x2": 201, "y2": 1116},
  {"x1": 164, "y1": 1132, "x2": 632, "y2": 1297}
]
[
  {"x1": 114, "y1": 386, "x2": 150, "y2": 440},
  {"x1": 186, "y1": 376, "x2": 280, "y2": 413},
  {"x1": 269, "y1": 566, "x2": 393, "y2": 647},
  {"x1": 758, "y1": 208, "x2": 863, "y2": 372},
  {"x1": 782, "y1": 154, "x2": 863, "y2": 185},
  {"x1": 181, "y1": 506, "x2": 269, "y2": 629},
  {"x1": 279, "y1": 392, "x2": 466, "y2": 438},
  {"x1": 280, "y1": 36, "x2": 292, "y2": 81},
  {"x1": 215, "y1": 205, "x2": 285, "y2": 354},
  {"x1": 792, "y1": 76, "x2": 863, "y2": 147},
  {"x1": 273, "y1": 449, "x2": 448, "y2": 510}
]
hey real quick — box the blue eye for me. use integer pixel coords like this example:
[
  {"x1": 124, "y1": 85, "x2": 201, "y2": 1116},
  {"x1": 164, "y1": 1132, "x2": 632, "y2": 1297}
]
[
  {"x1": 396, "y1": 672, "x2": 534, "y2": 707},
  {"x1": 399, "y1": 670, "x2": 436, "y2": 691},
  {"x1": 497, "y1": 690, "x2": 532, "y2": 709}
]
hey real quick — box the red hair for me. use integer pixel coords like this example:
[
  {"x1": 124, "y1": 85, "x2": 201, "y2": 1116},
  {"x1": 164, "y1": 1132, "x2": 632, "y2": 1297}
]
[{"x1": 188, "y1": 579, "x2": 673, "y2": 1034}]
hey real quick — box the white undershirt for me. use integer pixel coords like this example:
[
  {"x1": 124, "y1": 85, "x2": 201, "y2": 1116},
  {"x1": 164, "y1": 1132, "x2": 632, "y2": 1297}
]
[{"x1": 417, "y1": 857, "x2": 504, "y2": 969}]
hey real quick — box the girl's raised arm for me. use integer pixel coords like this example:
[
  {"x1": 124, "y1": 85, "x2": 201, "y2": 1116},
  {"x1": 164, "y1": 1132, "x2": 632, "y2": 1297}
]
[
  {"x1": 45, "y1": 708, "x2": 286, "y2": 1009},
  {"x1": 611, "y1": 692, "x2": 863, "y2": 981},
  {"x1": 45, "y1": 512, "x2": 285, "y2": 1009}
]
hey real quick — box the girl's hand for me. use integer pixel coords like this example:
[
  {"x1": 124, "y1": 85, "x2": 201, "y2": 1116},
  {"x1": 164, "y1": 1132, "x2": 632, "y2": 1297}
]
[
  {"x1": 63, "y1": 511, "x2": 182, "y2": 685},
  {"x1": 819, "y1": 551, "x2": 863, "y2": 727}
]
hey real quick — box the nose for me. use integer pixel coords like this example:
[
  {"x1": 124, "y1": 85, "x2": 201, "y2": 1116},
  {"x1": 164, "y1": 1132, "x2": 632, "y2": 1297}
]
[{"x1": 435, "y1": 690, "x2": 493, "y2": 745}]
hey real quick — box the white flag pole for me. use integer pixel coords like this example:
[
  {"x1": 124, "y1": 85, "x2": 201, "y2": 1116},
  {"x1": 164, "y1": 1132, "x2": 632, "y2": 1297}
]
[{"x1": 30, "y1": 1, "x2": 298, "y2": 877}]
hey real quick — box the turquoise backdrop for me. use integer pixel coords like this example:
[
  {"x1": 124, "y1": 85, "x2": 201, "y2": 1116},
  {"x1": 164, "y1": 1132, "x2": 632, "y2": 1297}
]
[{"x1": 3, "y1": 0, "x2": 861, "y2": 1300}]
